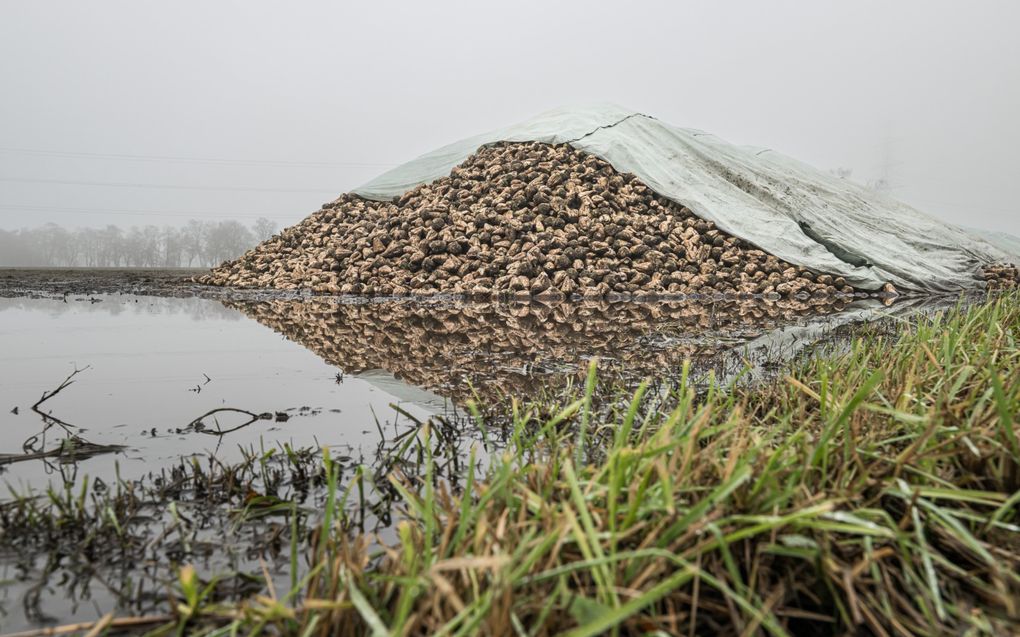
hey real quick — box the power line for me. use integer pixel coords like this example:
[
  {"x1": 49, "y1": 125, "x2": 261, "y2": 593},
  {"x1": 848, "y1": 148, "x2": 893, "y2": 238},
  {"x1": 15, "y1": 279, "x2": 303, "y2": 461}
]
[
  {"x1": 0, "y1": 146, "x2": 397, "y2": 169},
  {"x1": 0, "y1": 204, "x2": 300, "y2": 220},
  {"x1": 0, "y1": 176, "x2": 339, "y2": 194}
]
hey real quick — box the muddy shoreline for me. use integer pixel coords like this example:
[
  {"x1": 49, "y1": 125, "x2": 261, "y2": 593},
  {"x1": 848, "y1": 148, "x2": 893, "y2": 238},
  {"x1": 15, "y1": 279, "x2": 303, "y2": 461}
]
[{"x1": 0, "y1": 267, "x2": 284, "y2": 301}]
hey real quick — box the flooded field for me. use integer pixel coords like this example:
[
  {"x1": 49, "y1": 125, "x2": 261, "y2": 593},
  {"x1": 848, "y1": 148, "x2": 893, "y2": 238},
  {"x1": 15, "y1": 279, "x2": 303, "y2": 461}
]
[{"x1": 0, "y1": 269, "x2": 954, "y2": 633}]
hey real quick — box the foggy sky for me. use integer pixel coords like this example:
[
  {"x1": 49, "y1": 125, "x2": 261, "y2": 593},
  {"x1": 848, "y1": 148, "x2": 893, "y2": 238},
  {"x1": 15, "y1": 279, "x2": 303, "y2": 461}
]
[{"x1": 1, "y1": 0, "x2": 1018, "y2": 235}]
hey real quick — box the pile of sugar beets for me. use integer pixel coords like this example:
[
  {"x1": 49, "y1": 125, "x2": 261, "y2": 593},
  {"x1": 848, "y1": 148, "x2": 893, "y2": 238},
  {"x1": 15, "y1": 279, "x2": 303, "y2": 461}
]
[{"x1": 199, "y1": 141, "x2": 1018, "y2": 299}]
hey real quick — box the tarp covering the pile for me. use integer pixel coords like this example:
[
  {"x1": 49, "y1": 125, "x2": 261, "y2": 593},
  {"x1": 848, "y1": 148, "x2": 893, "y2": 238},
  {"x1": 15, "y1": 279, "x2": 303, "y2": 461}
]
[
  {"x1": 353, "y1": 104, "x2": 1011, "y2": 292},
  {"x1": 963, "y1": 227, "x2": 1020, "y2": 261}
]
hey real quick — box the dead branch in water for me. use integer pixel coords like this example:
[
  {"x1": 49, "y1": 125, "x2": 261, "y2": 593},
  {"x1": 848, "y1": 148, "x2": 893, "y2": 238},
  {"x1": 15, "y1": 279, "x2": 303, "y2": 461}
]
[
  {"x1": 22, "y1": 365, "x2": 91, "y2": 454},
  {"x1": 0, "y1": 437, "x2": 124, "y2": 467},
  {"x1": 3, "y1": 366, "x2": 122, "y2": 467},
  {"x1": 188, "y1": 407, "x2": 272, "y2": 435},
  {"x1": 31, "y1": 365, "x2": 90, "y2": 434}
]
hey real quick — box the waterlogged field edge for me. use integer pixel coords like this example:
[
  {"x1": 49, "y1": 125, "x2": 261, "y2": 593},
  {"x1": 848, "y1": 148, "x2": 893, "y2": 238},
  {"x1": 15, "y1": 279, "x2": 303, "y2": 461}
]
[{"x1": 2, "y1": 292, "x2": 1018, "y2": 636}]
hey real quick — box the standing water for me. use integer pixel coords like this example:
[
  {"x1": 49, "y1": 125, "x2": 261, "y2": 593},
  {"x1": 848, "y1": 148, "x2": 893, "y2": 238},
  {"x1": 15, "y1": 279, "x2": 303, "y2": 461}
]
[{"x1": 0, "y1": 270, "x2": 921, "y2": 632}]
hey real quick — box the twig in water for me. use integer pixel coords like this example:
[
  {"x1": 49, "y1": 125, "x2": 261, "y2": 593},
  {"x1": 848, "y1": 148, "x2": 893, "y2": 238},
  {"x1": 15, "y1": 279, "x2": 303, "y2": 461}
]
[
  {"x1": 31, "y1": 365, "x2": 90, "y2": 434},
  {"x1": 0, "y1": 437, "x2": 125, "y2": 467},
  {"x1": 22, "y1": 365, "x2": 92, "y2": 454},
  {"x1": 189, "y1": 407, "x2": 273, "y2": 435}
]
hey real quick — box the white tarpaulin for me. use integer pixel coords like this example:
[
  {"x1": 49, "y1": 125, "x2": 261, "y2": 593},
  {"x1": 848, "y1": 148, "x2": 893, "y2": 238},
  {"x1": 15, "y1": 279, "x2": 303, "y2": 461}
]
[
  {"x1": 963, "y1": 227, "x2": 1020, "y2": 261},
  {"x1": 354, "y1": 104, "x2": 1013, "y2": 292}
]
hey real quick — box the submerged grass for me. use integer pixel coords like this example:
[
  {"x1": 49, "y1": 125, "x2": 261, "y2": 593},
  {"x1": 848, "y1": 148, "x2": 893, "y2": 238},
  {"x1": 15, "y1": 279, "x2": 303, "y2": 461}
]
[{"x1": 6, "y1": 292, "x2": 1020, "y2": 636}]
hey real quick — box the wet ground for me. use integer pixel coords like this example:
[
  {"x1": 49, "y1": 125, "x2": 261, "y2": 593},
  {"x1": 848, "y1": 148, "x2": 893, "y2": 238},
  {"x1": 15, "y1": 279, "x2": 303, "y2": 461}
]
[{"x1": 0, "y1": 268, "x2": 957, "y2": 633}]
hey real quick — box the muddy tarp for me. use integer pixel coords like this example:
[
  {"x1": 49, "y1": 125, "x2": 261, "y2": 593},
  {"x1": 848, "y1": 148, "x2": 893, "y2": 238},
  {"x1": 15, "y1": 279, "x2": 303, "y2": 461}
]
[{"x1": 353, "y1": 104, "x2": 1011, "y2": 292}]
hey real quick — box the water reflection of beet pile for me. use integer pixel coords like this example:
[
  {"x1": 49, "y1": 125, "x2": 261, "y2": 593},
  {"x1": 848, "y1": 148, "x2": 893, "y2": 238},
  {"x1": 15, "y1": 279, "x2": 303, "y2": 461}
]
[
  {"x1": 225, "y1": 298, "x2": 856, "y2": 403},
  {"x1": 201, "y1": 142, "x2": 868, "y2": 299}
]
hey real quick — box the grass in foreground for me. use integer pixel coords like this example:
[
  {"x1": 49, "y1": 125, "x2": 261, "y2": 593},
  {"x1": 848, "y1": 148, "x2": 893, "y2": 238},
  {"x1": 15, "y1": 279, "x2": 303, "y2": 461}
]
[{"x1": 11, "y1": 293, "x2": 1020, "y2": 636}]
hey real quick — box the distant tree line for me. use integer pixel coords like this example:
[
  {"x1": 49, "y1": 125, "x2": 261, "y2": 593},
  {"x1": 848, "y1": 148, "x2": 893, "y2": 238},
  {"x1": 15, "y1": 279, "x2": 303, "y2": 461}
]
[{"x1": 0, "y1": 218, "x2": 277, "y2": 267}]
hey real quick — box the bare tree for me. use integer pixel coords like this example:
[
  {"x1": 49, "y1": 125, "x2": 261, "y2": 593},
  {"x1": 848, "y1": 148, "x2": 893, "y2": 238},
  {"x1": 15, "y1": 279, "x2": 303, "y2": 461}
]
[
  {"x1": 100, "y1": 225, "x2": 124, "y2": 266},
  {"x1": 252, "y1": 217, "x2": 277, "y2": 242},
  {"x1": 161, "y1": 226, "x2": 184, "y2": 267},
  {"x1": 182, "y1": 220, "x2": 208, "y2": 267},
  {"x1": 204, "y1": 221, "x2": 255, "y2": 266}
]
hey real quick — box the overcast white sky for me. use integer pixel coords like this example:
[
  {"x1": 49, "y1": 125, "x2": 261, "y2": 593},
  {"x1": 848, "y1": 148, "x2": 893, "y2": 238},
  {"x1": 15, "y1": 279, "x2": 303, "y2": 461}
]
[{"x1": 1, "y1": 0, "x2": 1018, "y2": 234}]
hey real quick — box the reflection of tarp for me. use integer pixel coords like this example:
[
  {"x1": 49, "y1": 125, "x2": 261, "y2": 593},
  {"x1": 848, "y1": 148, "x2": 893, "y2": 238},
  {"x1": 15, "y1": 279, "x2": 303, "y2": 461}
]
[
  {"x1": 342, "y1": 299, "x2": 958, "y2": 413},
  {"x1": 353, "y1": 368, "x2": 451, "y2": 413},
  {"x1": 727, "y1": 296, "x2": 957, "y2": 385},
  {"x1": 354, "y1": 104, "x2": 1010, "y2": 292}
]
